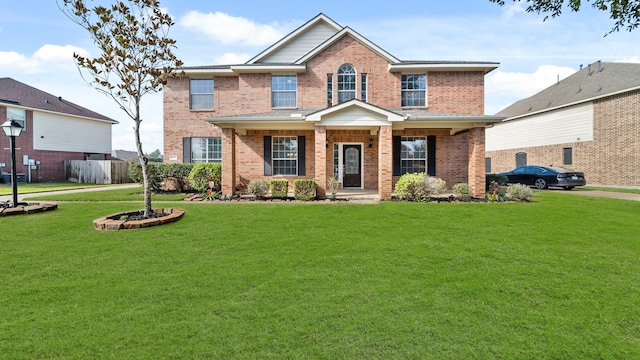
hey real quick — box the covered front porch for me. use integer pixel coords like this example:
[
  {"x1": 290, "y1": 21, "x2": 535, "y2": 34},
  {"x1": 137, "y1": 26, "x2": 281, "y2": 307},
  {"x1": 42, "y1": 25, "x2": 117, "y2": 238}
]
[{"x1": 209, "y1": 100, "x2": 502, "y2": 199}]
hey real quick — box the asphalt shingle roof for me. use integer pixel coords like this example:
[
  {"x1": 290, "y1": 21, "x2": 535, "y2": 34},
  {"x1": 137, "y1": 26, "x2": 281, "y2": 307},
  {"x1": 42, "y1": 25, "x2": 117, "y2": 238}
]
[
  {"x1": 0, "y1": 78, "x2": 117, "y2": 123},
  {"x1": 496, "y1": 62, "x2": 640, "y2": 118}
]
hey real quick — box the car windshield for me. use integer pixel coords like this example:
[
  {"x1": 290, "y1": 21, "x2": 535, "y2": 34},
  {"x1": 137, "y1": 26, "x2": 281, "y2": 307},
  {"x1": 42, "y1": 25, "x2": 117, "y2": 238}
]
[{"x1": 547, "y1": 166, "x2": 571, "y2": 173}]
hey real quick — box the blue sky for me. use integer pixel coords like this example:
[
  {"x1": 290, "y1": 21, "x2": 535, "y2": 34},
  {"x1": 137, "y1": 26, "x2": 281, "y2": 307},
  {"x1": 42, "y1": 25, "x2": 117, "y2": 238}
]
[{"x1": 1, "y1": 1, "x2": 638, "y2": 152}]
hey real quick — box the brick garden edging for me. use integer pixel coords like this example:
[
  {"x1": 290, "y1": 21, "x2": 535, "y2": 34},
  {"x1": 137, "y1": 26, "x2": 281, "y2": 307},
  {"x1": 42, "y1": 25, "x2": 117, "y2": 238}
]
[
  {"x1": 0, "y1": 202, "x2": 58, "y2": 216},
  {"x1": 93, "y1": 208, "x2": 186, "y2": 231}
]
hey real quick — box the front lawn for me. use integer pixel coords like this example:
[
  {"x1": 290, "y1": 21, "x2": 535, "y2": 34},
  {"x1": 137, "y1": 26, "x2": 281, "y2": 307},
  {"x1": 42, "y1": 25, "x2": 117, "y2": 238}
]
[
  {"x1": 1, "y1": 192, "x2": 638, "y2": 359},
  {"x1": 0, "y1": 181, "x2": 106, "y2": 195}
]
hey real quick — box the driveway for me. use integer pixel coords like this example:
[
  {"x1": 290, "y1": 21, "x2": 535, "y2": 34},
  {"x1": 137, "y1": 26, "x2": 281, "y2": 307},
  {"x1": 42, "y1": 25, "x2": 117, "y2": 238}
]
[{"x1": 549, "y1": 188, "x2": 640, "y2": 202}]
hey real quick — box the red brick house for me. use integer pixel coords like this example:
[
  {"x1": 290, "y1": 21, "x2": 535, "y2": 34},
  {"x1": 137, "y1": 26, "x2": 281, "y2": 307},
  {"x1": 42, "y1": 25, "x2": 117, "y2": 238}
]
[
  {"x1": 0, "y1": 78, "x2": 117, "y2": 182},
  {"x1": 163, "y1": 14, "x2": 502, "y2": 198}
]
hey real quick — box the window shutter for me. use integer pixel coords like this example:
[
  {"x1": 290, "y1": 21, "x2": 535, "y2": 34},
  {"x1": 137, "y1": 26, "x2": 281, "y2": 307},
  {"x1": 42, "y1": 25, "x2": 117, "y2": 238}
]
[
  {"x1": 264, "y1": 136, "x2": 272, "y2": 176},
  {"x1": 297, "y1": 136, "x2": 305, "y2": 176},
  {"x1": 183, "y1": 137, "x2": 191, "y2": 163},
  {"x1": 392, "y1": 136, "x2": 401, "y2": 176},
  {"x1": 427, "y1": 135, "x2": 436, "y2": 176}
]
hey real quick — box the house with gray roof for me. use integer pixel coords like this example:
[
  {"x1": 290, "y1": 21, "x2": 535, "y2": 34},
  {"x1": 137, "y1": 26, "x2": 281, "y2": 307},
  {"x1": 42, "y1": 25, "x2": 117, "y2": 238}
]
[
  {"x1": 0, "y1": 78, "x2": 117, "y2": 182},
  {"x1": 163, "y1": 13, "x2": 502, "y2": 198},
  {"x1": 486, "y1": 61, "x2": 640, "y2": 187}
]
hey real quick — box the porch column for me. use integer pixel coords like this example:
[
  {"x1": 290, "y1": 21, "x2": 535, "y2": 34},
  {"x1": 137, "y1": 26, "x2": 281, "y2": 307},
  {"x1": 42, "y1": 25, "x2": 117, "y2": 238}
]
[
  {"x1": 378, "y1": 126, "x2": 393, "y2": 199},
  {"x1": 314, "y1": 126, "x2": 327, "y2": 197},
  {"x1": 221, "y1": 127, "x2": 236, "y2": 195},
  {"x1": 468, "y1": 127, "x2": 486, "y2": 198}
]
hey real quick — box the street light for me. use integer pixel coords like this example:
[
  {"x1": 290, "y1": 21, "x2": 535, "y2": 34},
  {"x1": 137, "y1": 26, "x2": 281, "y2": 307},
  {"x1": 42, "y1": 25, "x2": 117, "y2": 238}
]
[{"x1": 2, "y1": 120, "x2": 23, "y2": 207}]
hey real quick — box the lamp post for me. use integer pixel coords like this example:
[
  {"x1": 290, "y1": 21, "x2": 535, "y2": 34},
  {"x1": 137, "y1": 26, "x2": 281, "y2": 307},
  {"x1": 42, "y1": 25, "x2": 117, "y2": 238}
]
[{"x1": 2, "y1": 120, "x2": 23, "y2": 207}]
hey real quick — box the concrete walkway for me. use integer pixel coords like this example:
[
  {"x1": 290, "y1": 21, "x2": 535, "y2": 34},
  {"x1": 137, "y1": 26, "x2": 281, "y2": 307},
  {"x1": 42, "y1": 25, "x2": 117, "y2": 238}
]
[
  {"x1": 2, "y1": 184, "x2": 639, "y2": 203},
  {"x1": 0, "y1": 183, "x2": 140, "y2": 203}
]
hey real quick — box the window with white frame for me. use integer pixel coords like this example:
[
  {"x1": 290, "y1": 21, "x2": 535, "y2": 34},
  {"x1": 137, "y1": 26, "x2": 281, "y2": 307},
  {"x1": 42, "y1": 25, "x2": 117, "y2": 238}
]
[
  {"x1": 361, "y1": 74, "x2": 367, "y2": 102},
  {"x1": 191, "y1": 137, "x2": 222, "y2": 162},
  {"x1": 337, "y1": 64, "x2": 356, "y2": 103},
  {"x1": 272, "y1": 136, "x2": 298, "y2": 175},
  {"x1": 272, "y1": 75, "x2": 297, "y2": 108},
  {"x1": 401, "y1": 74, "x2": 426, "y2": 107},
  {"x1": 400, "y1": 136, "x2": 426, "y2": 173},
  {"x1": 6, "y1": 107, "x2": 26, "y2": 130},
  {"x1": 327, "y1": 74, "x2": 333, "y2": 107},
  {"x1": 190, "y1": 79, "x2": 214, "y2": 110}
]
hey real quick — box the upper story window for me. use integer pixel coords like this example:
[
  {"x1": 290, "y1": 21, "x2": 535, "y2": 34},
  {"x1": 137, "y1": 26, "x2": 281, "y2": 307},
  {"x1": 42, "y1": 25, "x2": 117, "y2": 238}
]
[
  {"x1": 271, "y1": 75, "x2": 297, "y2": 108},
  {"x1": 337, "y1": 64, "x2": 356, "y2": 104},
  {"x1": 190, "y1": 79, "x2": 214, "y2": 110},
  {"x1": 6, "y1": 107, "x2": 26, "y2": 130},
  {"x1": 401, "y1": 74, "x2": 426, "y2": 107},
  {"x1": 361, "y1": 74, "x2": 368, "y2": 102},
  {"x1": 327, "y1": 74, "x2": 333, "y2": 107}
]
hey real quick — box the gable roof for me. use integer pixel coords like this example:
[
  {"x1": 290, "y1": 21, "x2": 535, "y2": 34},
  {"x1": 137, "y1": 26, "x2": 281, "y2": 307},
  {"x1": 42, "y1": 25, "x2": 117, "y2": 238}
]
[
  {"x1": 497, "y1": 61, "x2": 640, "y2": 119},
  {"x1": 295, "y1": 26, "x2": 400, "y2": 64},
  {"x1": 180, "y1": 13, "x2": 498, "y2": 76},
  {"x1": 247, "y1": 13, "x2": 343, "y2": 64},
  {"x1": 0, "y1": 78, "x2": 117, "y2": 123}
]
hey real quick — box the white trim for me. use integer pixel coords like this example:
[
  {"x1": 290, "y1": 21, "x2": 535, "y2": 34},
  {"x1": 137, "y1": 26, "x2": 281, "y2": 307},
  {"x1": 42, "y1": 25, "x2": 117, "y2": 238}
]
[
  {"x1": 295, "y1": 27, "x2": 400, "y2": 64},
  {"x1": 389, "y1": 63, "x2": 499, "y2": 74},
  {"x1": 306, "y1": 99, "x2": 405, "y2": 122}
]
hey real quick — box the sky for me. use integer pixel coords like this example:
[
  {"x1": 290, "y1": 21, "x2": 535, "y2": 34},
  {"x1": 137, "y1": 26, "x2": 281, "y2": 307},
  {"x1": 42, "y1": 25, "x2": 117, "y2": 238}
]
[{"x1": 1, "y1": 1, "x2": 638, "y2": 153}]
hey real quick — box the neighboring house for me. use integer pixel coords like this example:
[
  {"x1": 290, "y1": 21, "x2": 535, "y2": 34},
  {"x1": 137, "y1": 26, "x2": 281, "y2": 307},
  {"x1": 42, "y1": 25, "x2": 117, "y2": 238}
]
[
  {"x1": 0, "y1": 78, "x2": 117, "y2": 181},
  {"x1": 486, "y1": 61, "x2": 640, "y2": 187},
  {"x1": 163, "y1": 13, "x2": 502, "y2": 198},
  {"x1": 111, "y1": 150, "x2": 139, "y2": 162}
]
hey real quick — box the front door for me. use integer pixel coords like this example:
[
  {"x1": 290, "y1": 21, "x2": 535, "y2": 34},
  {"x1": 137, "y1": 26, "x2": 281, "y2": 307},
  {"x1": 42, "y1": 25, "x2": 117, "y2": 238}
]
[{"x1": 342, "y1": 144, "x2": 362, "y2": 188}]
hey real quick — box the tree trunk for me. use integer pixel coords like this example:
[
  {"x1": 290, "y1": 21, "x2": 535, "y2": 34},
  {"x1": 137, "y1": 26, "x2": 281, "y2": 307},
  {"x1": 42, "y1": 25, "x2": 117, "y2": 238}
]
[{"x1": 134, "y1": 117, "x2": 152, "y2": 217}]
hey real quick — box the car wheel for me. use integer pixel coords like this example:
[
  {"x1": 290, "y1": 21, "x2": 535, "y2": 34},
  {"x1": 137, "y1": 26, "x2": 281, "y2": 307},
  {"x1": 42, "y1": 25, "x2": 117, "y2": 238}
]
[
  {"x1": 534, "y1": 178, "x2": 547, "y2": 189},
  {"x1": 562, "y1": 186, "x2": 575, "y2": 191}
]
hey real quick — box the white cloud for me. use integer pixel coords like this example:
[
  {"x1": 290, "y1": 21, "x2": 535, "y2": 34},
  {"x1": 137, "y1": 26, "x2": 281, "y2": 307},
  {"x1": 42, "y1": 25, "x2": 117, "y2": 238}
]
[
  {"x1": 215, "y1": 52, "x2": 251, "y2": 65},
  {"x1": 0, "y1": 51, "x2": 44, "y2": 74},
  {"x1": 179, "y1": 11, "x2": 286, "y2": 46},
  {"x1": 33, "y1": 44, "x2": 89, "y2": 63},
  {"x1": 487, "y1": 64, "x2": 576, "y2": 98},
  {"x1": 502, "y1": 3, "x2": 526, "y2": 19}
]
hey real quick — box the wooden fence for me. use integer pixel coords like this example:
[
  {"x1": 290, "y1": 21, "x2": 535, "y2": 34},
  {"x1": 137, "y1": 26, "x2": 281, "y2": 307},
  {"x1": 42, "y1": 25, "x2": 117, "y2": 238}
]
[{"x1": 65, "y1": 160, "x2": 131, "y2": 184}]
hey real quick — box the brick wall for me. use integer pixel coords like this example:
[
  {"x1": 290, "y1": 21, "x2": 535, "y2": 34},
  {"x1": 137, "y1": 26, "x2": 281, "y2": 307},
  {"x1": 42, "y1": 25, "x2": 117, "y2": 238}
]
[{"x1": 486, "y1": 90, "x2": 640, "y2": 187}]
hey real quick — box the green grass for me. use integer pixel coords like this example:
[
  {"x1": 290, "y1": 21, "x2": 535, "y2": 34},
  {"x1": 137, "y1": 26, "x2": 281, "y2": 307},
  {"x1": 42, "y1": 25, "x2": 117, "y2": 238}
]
[
  {"x1": 0, "y1": 181, "x2": 106, "y2": 195},
  {"x1": 1, "y1": 192, "x2": 639, "y2": 359}
]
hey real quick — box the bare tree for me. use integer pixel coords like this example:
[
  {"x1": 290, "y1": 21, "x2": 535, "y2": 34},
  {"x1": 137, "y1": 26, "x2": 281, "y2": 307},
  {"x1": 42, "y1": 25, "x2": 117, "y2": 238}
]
[
  {"x1": 59, "y1": 0, "x2": 182, "y2": 217},
  {"x1": 490, "y1": 0, "x2": 640, "y2": 33}
]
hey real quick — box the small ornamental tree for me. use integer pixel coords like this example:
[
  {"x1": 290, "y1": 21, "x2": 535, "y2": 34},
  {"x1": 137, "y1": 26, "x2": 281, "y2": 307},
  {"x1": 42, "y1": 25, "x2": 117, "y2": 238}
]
[{"x1": 58, "y1": 0, "x2": 183, "y2": 217}]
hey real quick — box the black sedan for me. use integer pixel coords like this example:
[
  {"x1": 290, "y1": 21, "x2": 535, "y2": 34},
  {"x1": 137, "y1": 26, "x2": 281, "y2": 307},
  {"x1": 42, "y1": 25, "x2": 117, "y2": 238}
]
[{"x1": 500, "y1": 165, "x2": 586, "y2": 190}]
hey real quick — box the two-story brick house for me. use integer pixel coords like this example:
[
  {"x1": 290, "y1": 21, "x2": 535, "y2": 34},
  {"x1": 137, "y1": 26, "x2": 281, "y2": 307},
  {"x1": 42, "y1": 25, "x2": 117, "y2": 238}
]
[{"x1": 163, "y1": 13, "x2": 502, "y2": 198}]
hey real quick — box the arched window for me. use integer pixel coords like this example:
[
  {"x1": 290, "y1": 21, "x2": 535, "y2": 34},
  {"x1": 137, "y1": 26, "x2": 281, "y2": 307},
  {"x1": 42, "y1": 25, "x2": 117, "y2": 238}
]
[{"x1": 337, "y1": 64, "x2": 356, "y2": 103}]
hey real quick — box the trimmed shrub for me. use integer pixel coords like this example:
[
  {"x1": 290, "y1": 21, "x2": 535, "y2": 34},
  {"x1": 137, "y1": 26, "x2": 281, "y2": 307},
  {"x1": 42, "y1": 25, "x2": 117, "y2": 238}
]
[
  {"x1": 505, "y1": 183, "x2": 533, "y2": 202},
  {"x1": 452, "y1": 183, "x2": 471, "y2": 201},
  {"x1": 162, "y1": 163, "x2": 193, "y2": 191},
  {"x1": 394, "y1": 173, "x2": 448, "y2": 202},
  {"x1": 128, "y1": 163, "x2": 163, "y2": 192},
  {"x1": 248, "y1": 180, "x2": 269, "y2": 199},
  {"x1": 294, "y1": 179, "x2": 317, "y2": 201},
  {"x1": 394, "y1": 172, "x2": 428, "y2": 201},
  {"x1": 270, "y1": 179, "x2": 288, "y2": 199},
  {"x1": 188, "y1": 163, "x2": 222, "y2": 193},
  {"x1": 425, "y1": 176, "x2": 447, "y2": 195}
]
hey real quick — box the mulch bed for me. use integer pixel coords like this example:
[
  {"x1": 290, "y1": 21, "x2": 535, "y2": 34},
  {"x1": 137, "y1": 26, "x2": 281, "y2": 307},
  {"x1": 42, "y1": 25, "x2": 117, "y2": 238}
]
[
  {"x1": 0, "y1": 202, "x2": 58, "y2": 216},
  {"x1": 93, "y1": 208, "x2": 186, "y2": 230}
]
